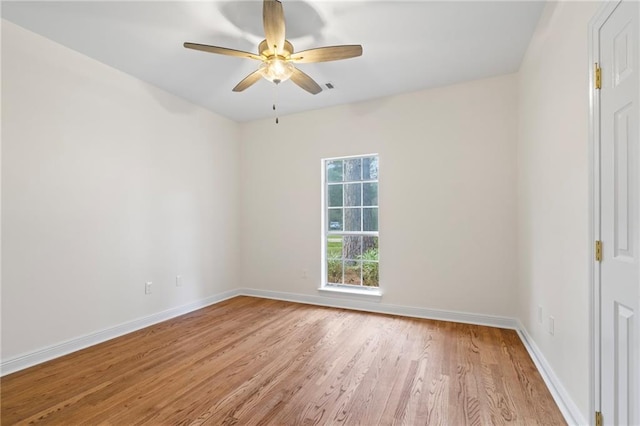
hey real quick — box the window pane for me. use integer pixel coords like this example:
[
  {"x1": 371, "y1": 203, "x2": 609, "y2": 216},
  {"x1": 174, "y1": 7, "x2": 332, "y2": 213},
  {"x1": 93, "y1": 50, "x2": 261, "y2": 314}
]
[
  {"x1": 344, "y1": 158, "x2": 362, "y2": 181},
  {"x1": 327, "y1": 160, "x2": 343, "y2": 182},
  {"x1": 327, "y1": 259, "x2": 343, "y2": 284},
  {"x1": 324, "y1": 155, "x2": 379, "y2": 289},
  {"x1": 344, "y1": 208, "x2": 361, "y2": 231},
  {"x1": 363, "y1": 183, "x2": 378, "y2": 206},
  {"x1": 362, "y1": 236, "x2": 378, "y2": 260},
  {"x1": 343, "y1": 235, "x2": 362, "y2": 260},
  {"x1": 363, "y1": 208, "x2": 378, "y2": 231},
  {"x1": 328, "y1": 185, "x2": 343, "y2": 207},
  {"x1": 344, "y1": 261, "x2": 362, "y2": 285},
  {"x1": 344, "y1": 183, "x2": 362, "y2": 207},
  {"x1": 327, "y1": 235, "x2": 343, "y2": 259},
  {"x1": 328, "y1": 209, "x2": 343, "y2": 231},
  {"x1": 363, "y1": 156, "x2": 378, "y2": 180},
  {"x1": 362, "y1": 262, "x2": 379, "y2": 287}
]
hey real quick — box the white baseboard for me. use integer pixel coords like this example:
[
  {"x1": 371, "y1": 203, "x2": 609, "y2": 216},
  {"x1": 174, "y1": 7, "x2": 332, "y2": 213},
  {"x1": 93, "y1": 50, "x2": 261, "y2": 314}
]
[
  {"x1": 515, "y1": 321, "x2": 587, "y2": 426},
  {"x1": 1, "y1": 287, "x2": 584, "y2": 426},
  {"x1": 0, "y1": 288, "x2": 241, "y2": 376}
]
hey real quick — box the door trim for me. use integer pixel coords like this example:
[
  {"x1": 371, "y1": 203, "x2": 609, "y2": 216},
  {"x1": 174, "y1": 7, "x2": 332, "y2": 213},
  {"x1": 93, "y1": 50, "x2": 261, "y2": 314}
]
[{"x1": 588, "y1": 1, "x2": 627, "y2": 423}]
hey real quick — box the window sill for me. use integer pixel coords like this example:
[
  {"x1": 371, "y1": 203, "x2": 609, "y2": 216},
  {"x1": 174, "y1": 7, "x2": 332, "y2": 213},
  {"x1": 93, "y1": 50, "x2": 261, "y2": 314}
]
[{"x1": 317, "y1": 286, "x2": 382, "y2": 301}]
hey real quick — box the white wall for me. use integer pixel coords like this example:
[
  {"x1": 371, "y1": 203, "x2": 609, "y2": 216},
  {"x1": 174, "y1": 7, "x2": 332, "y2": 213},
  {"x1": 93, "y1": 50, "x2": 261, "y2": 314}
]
[
  {"x1": 516, "y1": 1, "x2": 600, "y2": 420},
  {"x1": 1, "y1": 21, "x2": 240, "y2": 360},
  {"x1": 240, "y1": 74, "x2": 518, "y2": 317}
]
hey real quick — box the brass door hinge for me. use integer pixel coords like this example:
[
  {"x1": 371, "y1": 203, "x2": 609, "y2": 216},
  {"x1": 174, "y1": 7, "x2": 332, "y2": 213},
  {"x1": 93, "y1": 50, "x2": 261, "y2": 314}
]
[
  {"x1": 595, "y1": 240, "x2": 603, "y2": 262},
  {"x1": 595, "y1": 63, "x2": 602, "y2": 89},
  {"x1": 595, "y1": 411, "x2": 603, "y2": 426}
]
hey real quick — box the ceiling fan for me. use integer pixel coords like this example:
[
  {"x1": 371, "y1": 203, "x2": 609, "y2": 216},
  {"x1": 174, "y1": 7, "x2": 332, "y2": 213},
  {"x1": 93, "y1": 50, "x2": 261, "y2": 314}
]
[{"x1": 184, "y1": 0, "x2": 363, "y2": 95}]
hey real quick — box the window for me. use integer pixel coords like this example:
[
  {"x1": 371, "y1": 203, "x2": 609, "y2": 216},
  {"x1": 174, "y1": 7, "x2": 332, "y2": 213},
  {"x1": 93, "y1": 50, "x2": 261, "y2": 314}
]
[{"x1": 323, "y1": 155, "x2": 379, "y2": 289}]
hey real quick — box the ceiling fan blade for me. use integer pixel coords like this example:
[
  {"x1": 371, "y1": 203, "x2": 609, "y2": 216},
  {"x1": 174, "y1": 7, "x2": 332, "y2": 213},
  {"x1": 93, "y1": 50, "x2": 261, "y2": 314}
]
[
  {"x1": 184, "y1": 42, "x2": 262, "y2": 61},
  {"x1": 290, "y1": 45, "x2": 363, "y2": 64},
  {"x1": 263, "y1": 0, "x2": 286, "y2": 54},
  {"x1": 290, "y1": 68, "x2": 322, "y2": 95},
  {"x1": 232, "y1": 69, "x2": 264, "y2": 92}
]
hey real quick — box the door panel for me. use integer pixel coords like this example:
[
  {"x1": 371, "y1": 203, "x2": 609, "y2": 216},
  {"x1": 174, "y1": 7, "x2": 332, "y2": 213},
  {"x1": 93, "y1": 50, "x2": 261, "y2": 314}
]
[
  {"x1": 599, "y1": 1, "x2": 639, "y2": 424},
  {"x1": 614, "y1": 103, "x2": 633, "y2": 259}
]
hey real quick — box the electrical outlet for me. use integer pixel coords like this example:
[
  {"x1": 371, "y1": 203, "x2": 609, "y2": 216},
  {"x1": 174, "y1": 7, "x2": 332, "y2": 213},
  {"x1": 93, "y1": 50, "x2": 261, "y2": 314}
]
[
  {"x1": 301, "y1": 269, "x2": 308, "y2": 279},
  {"x1": 145, "y1": 282, "x2": 152, "y2": 295},
  {"x1": 538, "y1": 305, "x2": 543, "y2": 324},
  {"x1": 176, "y1": 275, "x2": 182, "y2": 287},
  {"x1": 548, "y1": 316, "x2": 554, "y2": 335}
]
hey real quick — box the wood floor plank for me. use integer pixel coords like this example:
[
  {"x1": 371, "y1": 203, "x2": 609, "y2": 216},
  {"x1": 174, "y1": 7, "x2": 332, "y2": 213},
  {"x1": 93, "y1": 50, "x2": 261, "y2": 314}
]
[
  {"x1": 1, "y1": 297, "x2": 566, "y2": 425},
  {"x1": 375, "y1": 319, "x2": 426, "y2": 425},
  {"x1": 341, "y1": 316, "x2": 415, "y2": 425}
]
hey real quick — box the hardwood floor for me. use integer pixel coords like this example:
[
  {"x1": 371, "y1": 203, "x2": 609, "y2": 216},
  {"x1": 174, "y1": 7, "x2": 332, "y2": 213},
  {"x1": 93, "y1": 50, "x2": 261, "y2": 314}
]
[{"x1": 1, "y1": 296, "x2": 566, "y2": 425}]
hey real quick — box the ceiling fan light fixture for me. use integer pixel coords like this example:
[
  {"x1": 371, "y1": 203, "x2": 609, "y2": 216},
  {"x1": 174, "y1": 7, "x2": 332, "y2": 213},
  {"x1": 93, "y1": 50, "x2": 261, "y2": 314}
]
[
  {"x1": 260, "y1": 57, "x2": 294, "y2": 84},
  {"x1": 184, "y1": 0, "x2": 362, "y2": 95}
]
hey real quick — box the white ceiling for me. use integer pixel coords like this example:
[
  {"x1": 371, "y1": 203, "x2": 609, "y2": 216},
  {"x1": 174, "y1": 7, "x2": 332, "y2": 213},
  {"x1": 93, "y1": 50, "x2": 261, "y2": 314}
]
[{"x1": 2, "y1": 1, "x2": 545, "y2": 122}]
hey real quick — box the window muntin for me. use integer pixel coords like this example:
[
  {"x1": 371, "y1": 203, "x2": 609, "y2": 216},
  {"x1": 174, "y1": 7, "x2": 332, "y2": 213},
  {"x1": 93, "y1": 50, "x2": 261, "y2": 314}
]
[{"x1": 324, "y1": 155, "x2": 379, "y2": 288}]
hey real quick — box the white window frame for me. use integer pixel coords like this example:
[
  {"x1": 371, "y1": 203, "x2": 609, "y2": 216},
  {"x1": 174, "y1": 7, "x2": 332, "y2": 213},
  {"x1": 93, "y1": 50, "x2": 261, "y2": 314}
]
[{"x1": 320, "y1": 154, "x2": 380, "y2": 296}]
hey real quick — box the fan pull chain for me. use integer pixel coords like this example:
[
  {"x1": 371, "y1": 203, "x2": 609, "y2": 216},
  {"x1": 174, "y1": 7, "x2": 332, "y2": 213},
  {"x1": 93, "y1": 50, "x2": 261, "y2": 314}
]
[
  {"x1": 272, "y1": 82, "x2": 279, "y2": 124},
  {"x1": 273, "y1": 82, "x2": 280, "y2": 124}
]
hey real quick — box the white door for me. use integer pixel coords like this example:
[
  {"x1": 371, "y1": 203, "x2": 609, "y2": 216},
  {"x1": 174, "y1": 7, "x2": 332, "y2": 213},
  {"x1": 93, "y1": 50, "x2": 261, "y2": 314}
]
[{"x1": 599, "y1": 0, "x2": 639, "y2": 424}]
